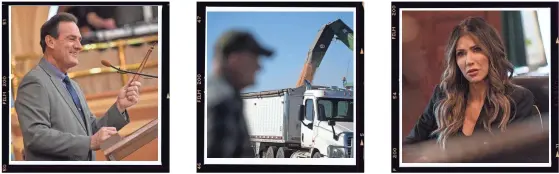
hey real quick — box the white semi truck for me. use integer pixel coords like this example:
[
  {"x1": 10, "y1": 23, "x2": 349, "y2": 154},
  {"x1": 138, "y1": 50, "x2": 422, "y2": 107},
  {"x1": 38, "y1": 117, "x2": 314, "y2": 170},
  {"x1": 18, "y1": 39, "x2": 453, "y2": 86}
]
[{"x1": 242, "y1": 84, "x2": 354, "y2": 158}]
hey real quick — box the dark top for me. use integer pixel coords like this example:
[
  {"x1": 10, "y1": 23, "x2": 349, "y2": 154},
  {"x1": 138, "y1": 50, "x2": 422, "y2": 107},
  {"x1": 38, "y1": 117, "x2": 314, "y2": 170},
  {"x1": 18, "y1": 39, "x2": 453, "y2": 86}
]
[
  {"x1": 404, "y1": 84, "x2": 535, "y2": 145},
  {"x1": 206, "y1": 75, "x2": 254, "y2": 158}
]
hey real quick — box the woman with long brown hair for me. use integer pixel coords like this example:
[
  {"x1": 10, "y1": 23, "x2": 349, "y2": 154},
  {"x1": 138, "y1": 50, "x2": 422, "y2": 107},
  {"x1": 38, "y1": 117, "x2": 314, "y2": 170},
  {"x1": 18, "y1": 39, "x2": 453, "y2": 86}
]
[{"x1": 404, "y1": 16, "x2": 535, "y2": 148}]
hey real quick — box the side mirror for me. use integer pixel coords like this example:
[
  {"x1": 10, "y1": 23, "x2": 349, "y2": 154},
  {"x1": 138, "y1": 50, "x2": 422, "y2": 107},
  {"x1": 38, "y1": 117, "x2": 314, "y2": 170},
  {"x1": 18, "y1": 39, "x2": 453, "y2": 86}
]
[
  {"x1": 298, "y1": 105, "x2": 305, "y2": 121},
  {"x1": 328, "y1": 120, "x2": 336, "y2": 126}
]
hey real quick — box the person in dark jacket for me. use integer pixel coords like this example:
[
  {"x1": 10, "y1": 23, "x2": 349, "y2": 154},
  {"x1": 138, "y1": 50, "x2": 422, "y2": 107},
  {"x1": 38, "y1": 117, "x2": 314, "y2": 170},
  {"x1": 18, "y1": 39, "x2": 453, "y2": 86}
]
[
  {"x1": 61, "y1": 6, "x2": 117, "y2": 35},
  {"x1": 207, "y1": 30, "x2": 273, "y2": 158},
  {"x1": 404, "y1": 16, "x2": 535, "y2": 147}
]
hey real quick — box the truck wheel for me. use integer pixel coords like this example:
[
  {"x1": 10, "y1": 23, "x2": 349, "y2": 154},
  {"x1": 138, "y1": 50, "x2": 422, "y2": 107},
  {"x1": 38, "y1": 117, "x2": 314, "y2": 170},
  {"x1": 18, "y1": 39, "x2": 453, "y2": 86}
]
[
  {"x1": 265, "y1": 146, "x2": 278, "y2": 158},
  {"x1": 276, "y1": 147, "x2": 293, "y2": 158},
  {"x1": 312, "y1": 151, "x2": 322, "y2": 158}
]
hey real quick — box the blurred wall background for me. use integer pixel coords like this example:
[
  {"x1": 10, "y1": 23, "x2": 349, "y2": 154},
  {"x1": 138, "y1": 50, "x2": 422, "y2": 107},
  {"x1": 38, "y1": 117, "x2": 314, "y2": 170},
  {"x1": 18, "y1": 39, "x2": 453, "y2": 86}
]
[{"x1": 10, "y1": 5, "x2": 160, "y2": 161}]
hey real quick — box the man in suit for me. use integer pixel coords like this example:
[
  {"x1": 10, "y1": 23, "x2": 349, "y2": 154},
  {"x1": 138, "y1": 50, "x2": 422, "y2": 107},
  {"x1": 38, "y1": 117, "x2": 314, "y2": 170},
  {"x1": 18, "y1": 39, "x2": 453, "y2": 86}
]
[
  {"x1": 15, "y1": 12, "x2": 142, "y2": 161},
  {"x1": 207, "y1": 30, "x2": 273, "y2": 158}
]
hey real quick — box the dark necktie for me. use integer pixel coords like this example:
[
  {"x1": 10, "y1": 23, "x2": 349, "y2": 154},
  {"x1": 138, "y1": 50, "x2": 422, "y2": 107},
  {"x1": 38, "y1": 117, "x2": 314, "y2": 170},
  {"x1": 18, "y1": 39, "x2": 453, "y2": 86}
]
[
  {"x1": 63, "y1": 76, "x2": 92, "y2": 160},
  {"x1": 63, "y1": 76, "x2": 87, "y2": 128}
]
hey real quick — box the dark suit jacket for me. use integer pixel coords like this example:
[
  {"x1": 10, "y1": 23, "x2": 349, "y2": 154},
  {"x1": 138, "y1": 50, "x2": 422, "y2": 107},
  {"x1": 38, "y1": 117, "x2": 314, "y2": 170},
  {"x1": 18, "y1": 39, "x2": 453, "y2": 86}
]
[
  {"x1": 404, "y1": 84, "x2": 535, "y2": 145},
  {"x1": 15, "y1": 58, "x2": 130, "y2": 161}
]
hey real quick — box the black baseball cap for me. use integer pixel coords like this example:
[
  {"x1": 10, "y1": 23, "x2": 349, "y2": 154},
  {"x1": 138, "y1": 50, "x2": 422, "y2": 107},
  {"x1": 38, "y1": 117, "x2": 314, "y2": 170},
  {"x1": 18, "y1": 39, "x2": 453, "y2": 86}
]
[{"x1": 215, "y1": 30, "x2": 274, "y2": 58}]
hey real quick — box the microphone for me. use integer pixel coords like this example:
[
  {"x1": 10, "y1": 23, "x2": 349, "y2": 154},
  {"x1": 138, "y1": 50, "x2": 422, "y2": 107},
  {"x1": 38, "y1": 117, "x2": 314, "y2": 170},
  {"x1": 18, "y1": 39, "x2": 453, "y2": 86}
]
[{"x1": 101, "y1": 60, "x2": 158, "y2": 78}]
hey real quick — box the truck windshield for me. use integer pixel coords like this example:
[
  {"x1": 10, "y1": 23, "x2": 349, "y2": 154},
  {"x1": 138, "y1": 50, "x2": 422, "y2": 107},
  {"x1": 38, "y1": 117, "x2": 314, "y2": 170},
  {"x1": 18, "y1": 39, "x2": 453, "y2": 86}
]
[{"x1": 317, "y1": 98, "x2": 353, "y2": 122}]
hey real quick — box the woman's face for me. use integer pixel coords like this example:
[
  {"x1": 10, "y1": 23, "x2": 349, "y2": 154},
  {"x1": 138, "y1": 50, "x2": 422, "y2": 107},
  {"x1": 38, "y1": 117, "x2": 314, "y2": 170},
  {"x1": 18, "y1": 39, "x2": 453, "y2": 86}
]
[{"x1": 455, "y1": 35, "x2": 489, "y2": 83}]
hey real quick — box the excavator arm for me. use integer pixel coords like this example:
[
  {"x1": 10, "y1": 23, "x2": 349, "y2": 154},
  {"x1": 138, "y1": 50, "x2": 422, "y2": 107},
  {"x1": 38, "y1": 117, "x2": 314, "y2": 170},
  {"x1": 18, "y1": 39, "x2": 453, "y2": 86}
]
[{"x1": 295, "y1": 19, "x2": 354, "y2": 87}]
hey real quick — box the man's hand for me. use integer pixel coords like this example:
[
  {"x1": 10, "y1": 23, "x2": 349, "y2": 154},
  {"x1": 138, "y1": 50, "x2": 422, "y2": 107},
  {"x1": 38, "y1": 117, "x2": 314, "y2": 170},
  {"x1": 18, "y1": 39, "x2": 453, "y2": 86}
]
[
  {"x1": 90, "y1": 127, "x2": 118, "y2": 151},
  {"x1": 116, "y1": 80, "x2": 142, "y2": 112}
]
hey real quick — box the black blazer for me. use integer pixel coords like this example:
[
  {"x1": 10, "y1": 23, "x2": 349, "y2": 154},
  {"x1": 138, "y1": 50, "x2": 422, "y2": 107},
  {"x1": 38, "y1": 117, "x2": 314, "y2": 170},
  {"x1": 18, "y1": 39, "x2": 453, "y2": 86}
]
[{"x1": 404, "y1": 84, "x2": 535, "y2": 145}]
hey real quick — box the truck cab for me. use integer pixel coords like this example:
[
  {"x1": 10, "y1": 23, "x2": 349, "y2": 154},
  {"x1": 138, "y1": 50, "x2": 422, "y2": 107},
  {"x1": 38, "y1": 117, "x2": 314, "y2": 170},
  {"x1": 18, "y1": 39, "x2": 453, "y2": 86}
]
[{"x1": 298, "y1": 86, "x2": 354, "y2": 158}]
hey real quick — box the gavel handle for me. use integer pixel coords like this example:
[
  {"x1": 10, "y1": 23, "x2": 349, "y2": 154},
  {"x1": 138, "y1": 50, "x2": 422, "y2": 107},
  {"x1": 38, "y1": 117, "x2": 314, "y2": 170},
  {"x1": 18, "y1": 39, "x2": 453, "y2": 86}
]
[{"x1": 128, "y1": 42, "x2": 157, "y2": 85}]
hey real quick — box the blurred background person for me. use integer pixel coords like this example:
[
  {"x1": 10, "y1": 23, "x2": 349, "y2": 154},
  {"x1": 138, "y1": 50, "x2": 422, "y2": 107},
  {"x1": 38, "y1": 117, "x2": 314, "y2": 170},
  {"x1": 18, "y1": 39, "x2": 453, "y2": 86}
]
[
  {"x1": 58, "y1": 6, "x2": 158, "y2": 43},
  {"x1": 59, "y1": 6, "x2": 117, "y2": 35},
  {"x1": 207, "y1": 30, "x2": 273, "y2": 158}
]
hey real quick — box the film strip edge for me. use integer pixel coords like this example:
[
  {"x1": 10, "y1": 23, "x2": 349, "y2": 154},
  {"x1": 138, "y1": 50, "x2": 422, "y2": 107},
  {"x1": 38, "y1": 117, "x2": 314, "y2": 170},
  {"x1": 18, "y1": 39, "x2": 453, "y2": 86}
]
[
  {"x1": 2, "y1": 2, "x2": 170, "y2": 172},
  {"x1": 196, "y1": 1, "x2": 206, "y2": 172},
  {"x1": 550, "y1": 2, "x2": 558, "y2": 172},
  {"x1": 2, "y1": 3, "x2": 10, "y2": 172},
  {"x1": 356, "y1": 2, "x2": 365, "y2": 172},
  {"x1": 196, "y1": 1, "x2": 364, "y2": 172},
  {"x1": 390, "y1": 2, "x2": 401, "y2": 172},
  {"x1": 161, "y1": 3, "x2": 171, "y2": 172},
  {"x1": 393, "y1": 1, "x2": 559, "y2": 173}
]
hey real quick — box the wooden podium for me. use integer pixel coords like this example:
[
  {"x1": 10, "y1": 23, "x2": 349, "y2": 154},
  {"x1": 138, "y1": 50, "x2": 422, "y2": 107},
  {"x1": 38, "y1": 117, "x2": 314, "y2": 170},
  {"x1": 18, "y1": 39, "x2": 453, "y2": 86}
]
[{"x1": 101, "y1": 119, "x2": 159, "y2": 161}]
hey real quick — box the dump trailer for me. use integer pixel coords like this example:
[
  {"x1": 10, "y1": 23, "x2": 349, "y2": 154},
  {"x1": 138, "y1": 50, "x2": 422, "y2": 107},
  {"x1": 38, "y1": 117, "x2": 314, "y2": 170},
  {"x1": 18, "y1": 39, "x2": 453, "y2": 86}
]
[{"x1": 242, "y1": 82, "x2": 354, "y2": 158}]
